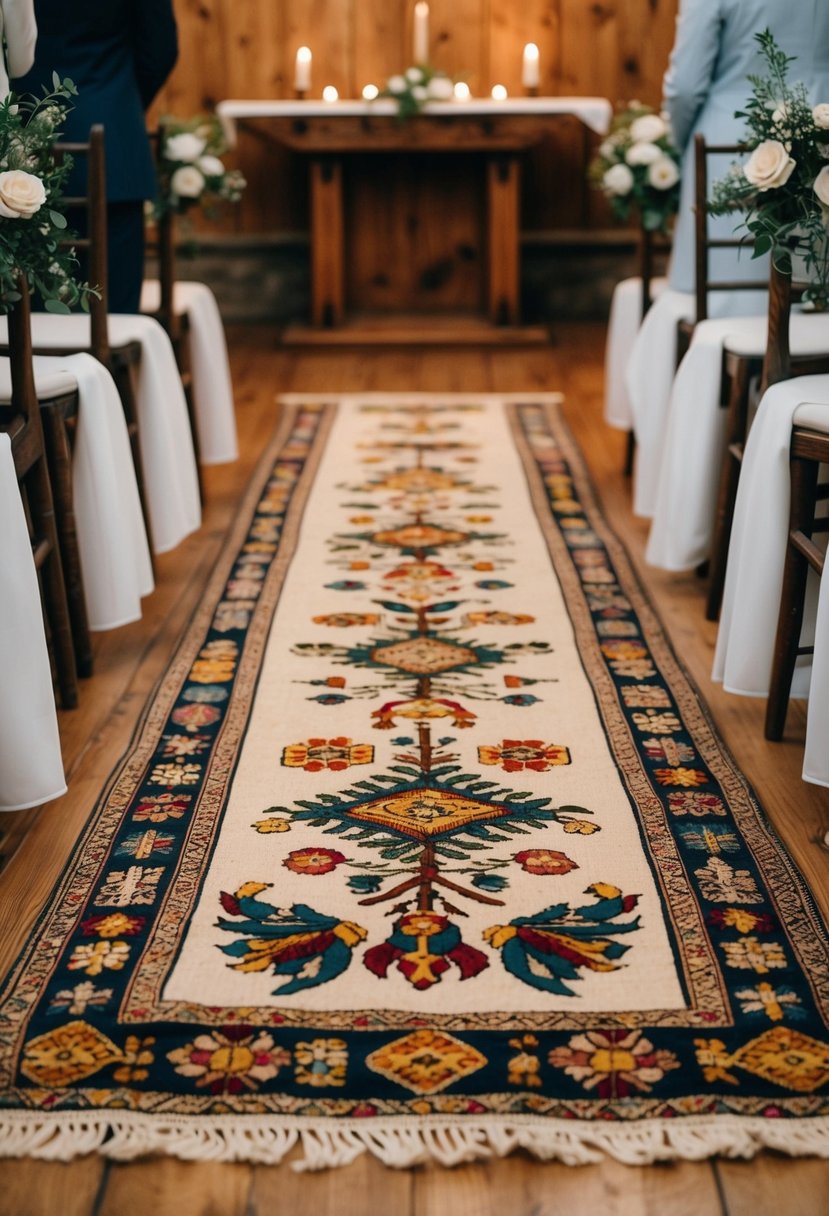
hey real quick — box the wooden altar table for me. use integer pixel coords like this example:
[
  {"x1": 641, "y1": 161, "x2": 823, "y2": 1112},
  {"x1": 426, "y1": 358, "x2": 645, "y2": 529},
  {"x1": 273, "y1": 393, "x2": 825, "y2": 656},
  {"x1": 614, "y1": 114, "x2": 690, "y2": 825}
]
[{"x1": 217, "y1": 98, "x2": 611, "y2": 340}]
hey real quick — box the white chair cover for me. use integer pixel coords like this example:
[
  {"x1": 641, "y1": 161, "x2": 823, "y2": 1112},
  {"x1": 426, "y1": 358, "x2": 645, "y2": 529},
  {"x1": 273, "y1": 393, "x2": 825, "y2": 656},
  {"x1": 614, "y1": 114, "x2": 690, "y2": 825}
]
[
  {"x1": 624, "y1": 288, "x2": 695, "y2": 517},
  {"x1": 140, "y1": 280, "x2": 238, "y2": 465},
  {"x1": 0, "y1": 433, "x2": 66, "y2": 811},
  {"x1": 0, "y1": 313, "x2": 201, "y2": 555},
  {"x1": 603, "y1": 276, "x2": 667, "y2": 432},
  {"x1": 646, "y1": 312, "x2": 829, "y2": 572},
  {"x1": 0, "y1": 353, "x2": 153, "y2": 631},
  {"x1": 712, "y1": 380, "x2": 829, "y2": 789}
]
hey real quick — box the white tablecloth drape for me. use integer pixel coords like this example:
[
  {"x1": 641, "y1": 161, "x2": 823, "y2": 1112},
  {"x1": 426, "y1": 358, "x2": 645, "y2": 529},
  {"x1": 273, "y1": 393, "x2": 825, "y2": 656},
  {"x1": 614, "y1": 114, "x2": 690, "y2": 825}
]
[
  {"x1": 0, "y1": 313, "x2": 201, "y2": 555},
  {"x1": 0, "y1": 353, "x2": 153, "y2": 630},
  {"x1": 604, "y1": 276, "x2": 667, "y2": 432},
  {"x1": 0, "y1": 433, "x2": 66, "y2": 811},
  {"x1": 712, "y1": 379, "x2": 829, "y2": 788},
  {"x1": 645, "y1": 312, "x2": 829, "y2": 572},
  {"x1": 140, "y1": 280, "x2": 238, "y2": 465}
]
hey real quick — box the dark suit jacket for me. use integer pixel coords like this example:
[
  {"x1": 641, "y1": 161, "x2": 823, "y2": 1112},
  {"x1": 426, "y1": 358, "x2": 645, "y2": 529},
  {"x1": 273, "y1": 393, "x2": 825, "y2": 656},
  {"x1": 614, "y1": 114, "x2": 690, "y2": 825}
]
[{"x1": 14, "y1": 0, "x2": 178, "y2": 201}]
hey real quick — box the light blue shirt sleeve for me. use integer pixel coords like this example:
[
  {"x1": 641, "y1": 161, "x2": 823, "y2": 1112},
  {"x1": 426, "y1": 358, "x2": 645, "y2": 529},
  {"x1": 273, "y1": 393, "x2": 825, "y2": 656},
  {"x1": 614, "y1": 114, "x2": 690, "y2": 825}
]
[{"x1": 662, "y1": 0, "x2": 724, "y2": 153}]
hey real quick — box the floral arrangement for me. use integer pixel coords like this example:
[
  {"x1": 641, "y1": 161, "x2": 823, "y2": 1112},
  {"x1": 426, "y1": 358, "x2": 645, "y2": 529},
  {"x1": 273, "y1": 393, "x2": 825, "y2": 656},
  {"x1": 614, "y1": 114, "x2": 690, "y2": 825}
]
[
  {"x1": 0, "y1": 77, "x2": 96, "y2": 313},
  {"x1": 709, "y1": 30, "x2": 829, "y2": 306},
  {"x1": 380, "y1": 65, "x2": 455, "y2": 120},
  {"x1": 589, "y1": 102, "x2": 681, "y2": 233},
  {"x1": 155, "y1": 114, "x2": 246, "y2": 216}
]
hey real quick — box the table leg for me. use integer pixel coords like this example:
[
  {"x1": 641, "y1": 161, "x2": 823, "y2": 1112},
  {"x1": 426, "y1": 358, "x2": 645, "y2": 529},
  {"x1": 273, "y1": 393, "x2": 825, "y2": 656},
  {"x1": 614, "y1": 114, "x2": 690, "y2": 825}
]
[
  {"x1": 310, "y1": 156, "x2": 345, "y2": 327},
  {"x1": 487, "y1": 154, "x2": 520, "y2": 326}
]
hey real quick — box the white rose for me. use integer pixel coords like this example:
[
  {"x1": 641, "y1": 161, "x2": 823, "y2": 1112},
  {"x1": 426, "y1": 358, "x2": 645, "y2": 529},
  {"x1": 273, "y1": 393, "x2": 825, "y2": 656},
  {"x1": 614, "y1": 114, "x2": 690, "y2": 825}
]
[
  {"x1": 743, "y1": 139, "x2": 796, "y2": 190},
  {"x1": 164, "y1": 132, "x2": 207, "y2": 163},
  {"x1": 626, "y1": 141, "x2": 662, "y2": 166},
  {"x1": 426, "y1": 75, "x2": 454, "y2": 101},
  {"x1": 387, "y1": 75, "x2": 407, "y2": 94},
  {"x1": 598, "y1": 139, "x2": 615, "y2": 159},
  {"x1": 405, "y1": 67, "x2": 424, "y2": 83},
  {"x1": 603, "y1": 163, "x2": 634, "y2": 196},
  {"x1": 197, "y1": 155, "x2": 225, "y2": 178},
  {"x1": 813, "y1": 104, "x2": 829, "y2": 130},
  {"x1": 647, "y1": 156, "x2": 680, "y2": 190},
  {"x1": 629, "y1": 113, "x2": 667, "y2": 143},
  {"x1": 0, "y1": 169, "x2": 47, "y2": 218},
  {"x1": 411, "y1": 85, "x2": 428, "y2": 102},
  {"x1": 814, "y1": 166, "x2": 829, "y2": 206},
  {"x1": 170, "y1": 165, "x2": 205, "y2": 199}
]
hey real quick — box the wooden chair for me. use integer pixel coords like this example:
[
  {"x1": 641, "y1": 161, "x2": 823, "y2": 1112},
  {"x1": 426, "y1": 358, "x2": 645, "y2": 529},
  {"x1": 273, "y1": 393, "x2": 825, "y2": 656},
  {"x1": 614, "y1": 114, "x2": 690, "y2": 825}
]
[
  {"x1": 705, "y1": 263, "x2": 829, "y2": 620},
  {"x1": 763, "y1": 288, "x2": 829, "y2": 742},
  {"x1": 621, "y1": 225, "x2": 672, "y2": 476},
  {"x1": 143, "y1": 127, "x2": 204, "y2": 495},
  {"x1": 0, "y1": 281, "x2": 78, "y2": 707},
  {"x1": 43, "y1": 126, "x2": 152, "y2": 541}
]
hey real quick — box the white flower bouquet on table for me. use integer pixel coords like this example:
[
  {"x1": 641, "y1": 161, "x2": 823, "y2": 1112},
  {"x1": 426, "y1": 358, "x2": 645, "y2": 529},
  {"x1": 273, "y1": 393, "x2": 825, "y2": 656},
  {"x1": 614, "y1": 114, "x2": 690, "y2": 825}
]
[
  {"x1": 380, "y1": 65, "x2": 456, "y2": 120},
  {"x1": 588, "y1": 101, "x2": 680, "y2": 234},
  {"x1": 0, "y1": 76, "x2": 97, "y2": 312},
  {"x1": 709, "y1": 30, "x2": 829, "y2": 307},
  {"x1": 155, "y1": 114, "x2": 246, "y2": 217}
]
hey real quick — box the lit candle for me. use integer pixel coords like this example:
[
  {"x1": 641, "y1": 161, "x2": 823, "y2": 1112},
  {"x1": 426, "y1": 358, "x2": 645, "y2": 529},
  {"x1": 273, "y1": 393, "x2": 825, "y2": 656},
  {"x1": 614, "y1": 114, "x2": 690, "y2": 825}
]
[
  {"x1": 491, "y1": 84, "x2": 508, "y2": 101},
  {"x1": 294, "y1": 46, "x2": 312, "y2": 93},
  {"x1": 322, "y1": 85, "x2": 339, "y2": 102},
  {"x1": 453, "y1": 81, "x2": 471, "y2": 101},
  {"x1": 522, "y1": 42, "x2": 540, "y2": 89},
  {"x1": 362, "y1": 83, "x2": 379, "y2": 101},
  {"x1": 413, "y1": 2, "x2": 429, "y2": 65}
]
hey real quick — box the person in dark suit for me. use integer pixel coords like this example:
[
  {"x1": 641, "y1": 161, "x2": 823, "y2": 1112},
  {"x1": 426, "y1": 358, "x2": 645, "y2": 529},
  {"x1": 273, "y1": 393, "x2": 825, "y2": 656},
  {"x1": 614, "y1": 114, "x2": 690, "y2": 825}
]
[{"x1": 15, "y1": 0, "x2": 178, "y2": 312}]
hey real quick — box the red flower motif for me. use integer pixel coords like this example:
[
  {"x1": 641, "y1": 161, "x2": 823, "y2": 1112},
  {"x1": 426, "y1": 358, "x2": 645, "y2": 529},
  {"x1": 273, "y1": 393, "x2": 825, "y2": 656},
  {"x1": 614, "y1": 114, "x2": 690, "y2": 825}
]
[
  {"x1": 283, "y1": 847, "x2": 346, "y2": 876},
  {"x1": 514, "y1": 849, "x2": 578, "y2": 876}
]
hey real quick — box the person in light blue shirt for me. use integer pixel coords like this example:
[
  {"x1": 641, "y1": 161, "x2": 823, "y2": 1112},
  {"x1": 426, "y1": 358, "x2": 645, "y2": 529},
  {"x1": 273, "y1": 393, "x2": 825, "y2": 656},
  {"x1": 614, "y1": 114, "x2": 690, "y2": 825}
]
[{"x1": 664, "y1": 0, "x2": 829, "y2": 295}]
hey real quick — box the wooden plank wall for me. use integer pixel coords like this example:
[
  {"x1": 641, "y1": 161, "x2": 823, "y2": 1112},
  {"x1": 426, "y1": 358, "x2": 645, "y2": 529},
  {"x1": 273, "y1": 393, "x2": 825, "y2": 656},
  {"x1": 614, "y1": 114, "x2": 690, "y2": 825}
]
[{"x1": 155, "y1": 0, "x2": 679, "y2": 237}]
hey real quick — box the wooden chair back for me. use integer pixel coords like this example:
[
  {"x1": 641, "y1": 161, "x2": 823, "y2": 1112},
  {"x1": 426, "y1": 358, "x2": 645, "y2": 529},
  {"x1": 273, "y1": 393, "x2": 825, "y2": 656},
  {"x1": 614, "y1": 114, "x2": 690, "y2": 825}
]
[
  {"x1": 691, "y1": 135, "x2": 769, "y2": 323},
  {"x1": 52, "y1": 124, "x2": 110, "y2": 365},
  {"x1": 145, "y1": 126, "x2": 182, "y2": 344}
]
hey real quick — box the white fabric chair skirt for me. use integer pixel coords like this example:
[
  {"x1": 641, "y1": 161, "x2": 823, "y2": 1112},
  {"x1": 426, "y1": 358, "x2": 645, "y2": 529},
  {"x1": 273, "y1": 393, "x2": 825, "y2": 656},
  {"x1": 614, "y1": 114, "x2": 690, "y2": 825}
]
[
  {"x1": 0, "y1": 353, "x2": 153, "y2": 631},
  {"x1": 713, "y1": 379, "x2": 829, "y2": 788},
  {"x1": 140, "y1": 279, "x2": 238, "y2": 465},
  {"x1": 0, "y1": 433, "x2": 66, "y2": 811},
  {"x1": 604, "y1": 275, "x2": 668, "y2": 432},
  {"x1": 0, "y1": 313, "x2": 201, "y2": 556},
  {"x1": 644, "y1": 311, "x2": 829, "y2": 572}
]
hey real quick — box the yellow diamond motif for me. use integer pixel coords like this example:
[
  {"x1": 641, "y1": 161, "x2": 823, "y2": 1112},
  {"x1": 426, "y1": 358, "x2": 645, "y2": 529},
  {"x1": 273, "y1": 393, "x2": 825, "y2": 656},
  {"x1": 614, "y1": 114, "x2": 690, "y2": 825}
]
[
  {"x1": 21, "y1": 1020, "x2": 123, "y2": 1088},
  {"x1": 344, "y1": 787, "x2": 510, "y2": 840},
  {"x1": 375, "y1": 469, "x2": 460, "y2": 493},
  {"x1": 732, "y1": 1026, "x2": 829, "y2": 1093},
  {"x1": 366, "y1": 1029, "x2": 486, "y2": 1094},
  {"x1": 372, "y1": 524, "x2": 467, "y2": 550},
  {"x1": 370, "y1": 637, "x2": 478, "y2": 675}
]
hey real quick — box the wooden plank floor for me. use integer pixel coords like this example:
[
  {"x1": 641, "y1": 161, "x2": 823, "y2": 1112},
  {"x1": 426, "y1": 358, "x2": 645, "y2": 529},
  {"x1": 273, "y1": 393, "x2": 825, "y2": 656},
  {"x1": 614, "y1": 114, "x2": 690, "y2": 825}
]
[{"x1": 0, "y1": 324, "x2": 827, "y2": 1215}]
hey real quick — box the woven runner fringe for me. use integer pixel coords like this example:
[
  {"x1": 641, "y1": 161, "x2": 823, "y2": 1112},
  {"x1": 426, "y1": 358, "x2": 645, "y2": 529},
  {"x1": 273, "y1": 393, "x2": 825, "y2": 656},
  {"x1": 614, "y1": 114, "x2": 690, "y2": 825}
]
[{"x1": 1, "y1": 1114, "x2": 827, "y2": 1169}]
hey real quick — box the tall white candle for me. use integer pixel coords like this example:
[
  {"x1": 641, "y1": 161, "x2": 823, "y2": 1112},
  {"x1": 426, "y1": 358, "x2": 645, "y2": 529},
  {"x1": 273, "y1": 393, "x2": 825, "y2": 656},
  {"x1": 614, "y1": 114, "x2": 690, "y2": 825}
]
[
  {"x1": 522, "y1": 42, "x2": 540, "y2": 89},
  {"x1": 294, "y1": 46, "x2": 312, "y2": 92},
  {"x1": 413, "y1": 2, "x2": 430, "y2": 64}
]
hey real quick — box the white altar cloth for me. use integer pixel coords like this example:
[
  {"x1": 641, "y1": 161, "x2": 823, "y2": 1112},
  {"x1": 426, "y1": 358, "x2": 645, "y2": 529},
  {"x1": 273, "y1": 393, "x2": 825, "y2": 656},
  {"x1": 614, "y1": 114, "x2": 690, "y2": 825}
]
[
  {"x1": 645, "y1": 312, "x2": 829, "y2": 572},
  {"x1": 712, "y1": 379, "x2": 829, "y2": 788},
  {"x1": 0, "y1": 353, "x2": 153, "y2": 630},
  {"x1": 0, "y1": 432, "x2": 66, "y2": 811},
  {"x1": 0, "y1": 313, "x2": 201, "y2": 555},
  {"x1": 216, "y1": 96, "x2": 612, "y2": 143},
  {"x1": 141, "y1": 280, "x2": 238, "y2": 465}
]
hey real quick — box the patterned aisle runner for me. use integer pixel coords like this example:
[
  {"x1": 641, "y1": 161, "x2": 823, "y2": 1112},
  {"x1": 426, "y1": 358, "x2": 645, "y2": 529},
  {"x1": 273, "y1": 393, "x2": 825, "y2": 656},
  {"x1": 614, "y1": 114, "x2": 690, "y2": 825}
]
[{"x1": 1, "y1": 395, "x2": 827, "y2": 1167}]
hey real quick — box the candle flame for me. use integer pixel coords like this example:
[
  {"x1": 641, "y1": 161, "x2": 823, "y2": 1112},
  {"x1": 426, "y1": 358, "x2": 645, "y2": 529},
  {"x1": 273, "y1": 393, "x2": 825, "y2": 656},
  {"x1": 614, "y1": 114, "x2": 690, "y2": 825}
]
[
  {"x1": 491, "y1": 84, "x2": 508, "y2": 101},
  {"x1": 322, "y1": 85, "x2": 339, "y2": 102}
]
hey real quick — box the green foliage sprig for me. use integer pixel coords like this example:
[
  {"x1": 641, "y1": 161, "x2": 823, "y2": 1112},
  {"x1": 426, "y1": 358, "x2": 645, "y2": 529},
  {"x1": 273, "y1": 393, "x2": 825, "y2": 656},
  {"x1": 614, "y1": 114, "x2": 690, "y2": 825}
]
[
  {"x1": 0, "y1": 74, "x2": 97, "y2": 313},
  {"x1": 709, "y1": 30, "x2": 829, "y2": 307}
]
